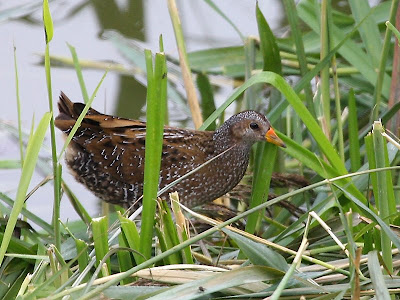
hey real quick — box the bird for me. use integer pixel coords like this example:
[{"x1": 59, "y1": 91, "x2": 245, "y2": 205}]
[{"x1": 55, "y1": 92, "x2": 286, "y2": 208}]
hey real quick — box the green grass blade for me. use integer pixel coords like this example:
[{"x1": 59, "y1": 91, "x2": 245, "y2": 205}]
[
  {"x1": 157, "y1": 201, "x2": 182, "y2": 264},
  {"x1": 75, "y1": 239, "x2": 90, "y2": 281},
  {"x1": 254, "y1": 2, "x2": 283, "y2": 215},
  {"x1": 224, "y1": 229, "x2": 288, "y2": 272},
  {"x1": 0, "y1": 232, "x2": 35, "y2": 256},
  {"x1": 320, "y1": 0, "x2": 331, "y2": 136},
  {"x1": 170, "y1": 193, "x2": 194, "y2": 264},
  {"x1": 365, "y1": 131, "x2": 377, "y2": 186},
  {"x1": 24, "y1": 252, "x2": 80, "y2": 299},
  {"x1": 372, "y1": 121, "x2": 394, "y2": 273},
  {"x1": 277, "y1": 131, "x2": 368, "y2": 211},
  {"x1": 168, "y1": 0, "x2": 203, "y2": 128},
  {"x1": 13, "y1": 45, "x2": 24, "y2": 167},
  {"x1": 348, "y1": 89, "x2": 361, "y2": 172},
  {"x1": 293, "y1": 9, "x2": 374, "y2": 98},
  {"x1": 0, "y1": 112, "x2": 51, "y2": 266},
  {"x1": 245, "y1": 143, "x2": 277, "y2": 234},
  {"x1": 0, "y1": 159, "x2": 21, "y2": 169},
  {"x1": 332, "y1": 55, "x2": 344, "y2": 162},
  {"x1": 256, "y1": 3, "x2": 282, "y2": 74},
  {"x1": 243, "y1": 37, "x2": 258, "y2": 110},
  {"x1": 367, "y1": 251, "x2": 391, "y2": 298},
  {"x1": 42, "y1": 0, "x2": 62, "y2": 250},
  {"x1": 282, "y1": 0, "x2": 315, "y2": 118},
  {"x1": 67, "y1": 43, "x2": 89, "y2": 104},
  {"x1": 118, "y1": 212, "x2": 143, "y2": 265},
  {"x1": 196, "y1": 73, "x2": 216, "y2": 130},
  {"x1": 140, "y1": 48, "x2": 167, "y2": 260},
  {"x1": 116, "y1": 235, "x2": 135, "y2": 285},
  {"x1": 42, "y1": 0, "x2": 53, "y2": 43},
  {"x1": 92, "y1": 216, "x2": 111, "y2": 276},
  {"x1": 387, "y1": 20, "x2": 400, "y2": 44}
]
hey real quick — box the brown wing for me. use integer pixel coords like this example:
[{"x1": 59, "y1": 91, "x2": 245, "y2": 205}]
[{"x1": 55, "y1": 92, "x2": 147, "y2": 131}]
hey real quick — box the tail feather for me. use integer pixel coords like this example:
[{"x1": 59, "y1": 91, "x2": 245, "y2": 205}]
[
  {"x1": 57, "y1": 92, "x2": 77, "y2": 120},
  {"x1": 55, "y1": 92, "x2": 84, "y2": 131}
]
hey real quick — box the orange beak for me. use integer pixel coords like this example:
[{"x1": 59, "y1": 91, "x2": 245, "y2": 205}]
[{"x1": 265, "y1": 128, "x2": 286, "y2": 148}]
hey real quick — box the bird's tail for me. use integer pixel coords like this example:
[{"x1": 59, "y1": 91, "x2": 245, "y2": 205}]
[{"x1": 56, "y1": 92, "x2": 77, "y2": 120}]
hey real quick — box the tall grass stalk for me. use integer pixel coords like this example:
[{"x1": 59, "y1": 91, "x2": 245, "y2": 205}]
[
  {"x1": 372, "y1": 121, "x2": 394, "y2": 274},
  {"x1": 67, "y1": 44, "x2": 89, "y2": 104},
  {"x1": 332, "y1": 55, "x2": 345, "y2": 162},
  {"x1": 139, "y1": 45, "x2": 167, "y2": 260},
  {"x1": 320, "y1": 0, "x2": 331, "y2": 138},
  {"x1": 168, "y1": 0, "x2": 203, "y2": 128},
  {"x1": 348, "y1": 89, "x2": 361, "y2": 172},
  {"x1": 13, "y1": 45, "x2": 24, "y2": 167},
  {"x1": 282, "y1": 0, "x2": 315, "y2": 118},
  {"x1": 43, "y1": 0, "x2": 62, "y2": 250},
  {"x1": 92, "y1": 216, "x2": 111, "y2": 275}
]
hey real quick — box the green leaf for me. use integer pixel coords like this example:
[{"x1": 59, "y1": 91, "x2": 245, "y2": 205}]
[
  {"x1": 67, "y1": 44, "x2": 89, "y2": 104},
  {"x1": 140, "y1": 47, "x2": 168, "y2": 260},
  {"x1": 118, "y1": 212, "x2": 143, "y2": 265},
  {"x1": 0, "y1": 160, "x2": 21, "y2": 169},
  {"x1": 348, "y1": 89, "x2": 361, "y2": 172},
  {"x1": 75, "y1": 239, "x2": 89, "y2": 280},
  {"x1": 92, "y1": 216, "x2": 111, "y2": 275},
  {"x1": 156, "y1": 201, "x2": 182, "y2": 265},
  {"x1": 224, "y1": 229, "x2": 289, "y2": 272},
  {"x1": 245, "y1": 143, "x2": 277, "y2": 234},
  {"x1": 117, "y1": 233, "x2": 135, "y2": 285},
  {"x1": 371, "y1": 121, "x2": 395, "y2": 272},
  {"x1": 256, "y1": 3, "x2": 282, "y2": 73},
  {"x1": 367, "y1": 251, "x2": 391, "y2": 298},
  {"x1": 196, "y1": 73, "x2": 216, "y2": 130},
  {"x1": 42, "y1": 0, "x2": 53, "y2": 43}
]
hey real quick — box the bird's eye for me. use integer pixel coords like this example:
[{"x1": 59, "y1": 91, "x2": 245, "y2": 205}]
[{"x1": 249, "y1": 122, "x2": 259, "y2": 130}]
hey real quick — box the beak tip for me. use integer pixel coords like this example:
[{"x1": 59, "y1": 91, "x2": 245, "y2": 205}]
[{"x1": 265, "y1": 128, "x2": 286, "y2": 148}]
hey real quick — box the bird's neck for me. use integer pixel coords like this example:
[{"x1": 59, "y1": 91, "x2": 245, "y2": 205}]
[{"x1": 213, "y1": 126, "x2": 253, "y2": 154}]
